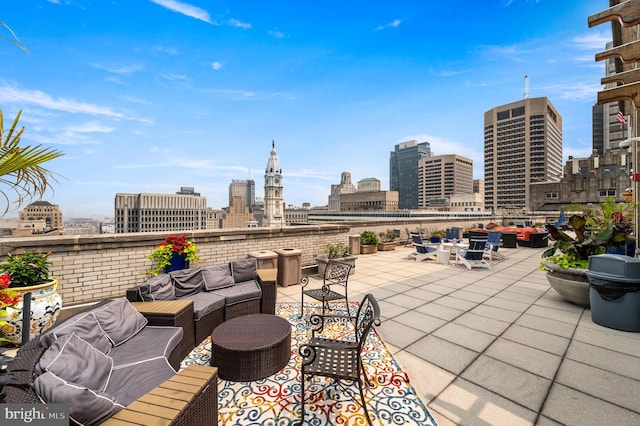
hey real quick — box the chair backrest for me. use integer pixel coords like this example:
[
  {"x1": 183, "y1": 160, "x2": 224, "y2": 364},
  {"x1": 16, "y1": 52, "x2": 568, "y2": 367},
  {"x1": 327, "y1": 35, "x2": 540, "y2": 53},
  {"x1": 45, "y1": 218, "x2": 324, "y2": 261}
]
[
  {"x1": 464, "y1": 235, "x2": 488, "y2": 260},
  {"x1": 354, "y1": 294, "x2": 381, "y2": 349},
  {"x1": 410, "y1": 232, "x2": 422, "y2": 245},
  {"x1": 446, "y1": 228, "x2": 460, "y2": 241},
  {"x1": 486, "y1": 231, "x2": 502, "y2": 250},
  {"x1": 325, "y1": 260, "x2": 352, "y2": 288}
]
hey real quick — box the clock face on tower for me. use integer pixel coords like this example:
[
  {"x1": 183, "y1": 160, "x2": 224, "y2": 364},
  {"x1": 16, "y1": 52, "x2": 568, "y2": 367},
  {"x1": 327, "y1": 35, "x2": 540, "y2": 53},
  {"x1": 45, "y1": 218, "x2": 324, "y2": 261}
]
[{"x1": 274, "y1": 177, "x2": 280, "y2": 184}]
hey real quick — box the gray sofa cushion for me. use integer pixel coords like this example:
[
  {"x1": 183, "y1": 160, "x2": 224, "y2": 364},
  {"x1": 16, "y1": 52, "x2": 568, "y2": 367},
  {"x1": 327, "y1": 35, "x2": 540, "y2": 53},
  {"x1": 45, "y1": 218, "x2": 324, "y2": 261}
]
[
  {"x1": 92, "y1": 298, "x2": 148, "y2": 346},
  {"x1": 106, "y1": 356, "x2": 177, "y2": 406},
  {"x1": 202, "y1": 264, "x2": 234, "y2": 291},
  {"x1": 211, "y1": 280, "x2": 262, "y2": 306},
  {"x1": 170, "y1": 267, "x2": 204, "y2": 297},
  {"x1": 138, "y1": 274, "x2": 175, "y2": 301},
  {"x1": 41, "y1": 312, "x2": 111, "y2": 354},
  {"x1": 37, "y1": 332, "x2": 113, "y2": 391},
  {"x1": 231, "y1": 258, "x2": 258, "y2": 283},
  {"x1": 108, "y1": 326, "x2": 183, "y2": 366},
  {"x1": 180, "y1": 292, "x2": 226, "y2": 320},
  {"x1": 33, "y1": 372, "x2": 124, "y2": 426}
]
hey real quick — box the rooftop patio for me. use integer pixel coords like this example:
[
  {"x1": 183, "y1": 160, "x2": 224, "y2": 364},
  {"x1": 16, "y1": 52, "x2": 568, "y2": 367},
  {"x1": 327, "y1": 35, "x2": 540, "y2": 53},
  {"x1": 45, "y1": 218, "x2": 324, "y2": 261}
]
[{"x1": 277, "y1": 244, "x2": 640, "y2": 426}]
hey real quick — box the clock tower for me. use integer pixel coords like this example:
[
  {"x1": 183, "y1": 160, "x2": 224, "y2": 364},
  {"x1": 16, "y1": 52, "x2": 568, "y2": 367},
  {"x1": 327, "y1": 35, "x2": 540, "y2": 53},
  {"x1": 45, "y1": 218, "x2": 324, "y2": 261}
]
[{"x1": 263, "y1": 140, "x2": 285, "y2": 228}]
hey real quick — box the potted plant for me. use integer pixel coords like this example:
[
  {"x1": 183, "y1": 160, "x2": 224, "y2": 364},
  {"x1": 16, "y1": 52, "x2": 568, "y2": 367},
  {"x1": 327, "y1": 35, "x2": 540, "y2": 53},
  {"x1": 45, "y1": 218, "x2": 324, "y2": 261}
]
[
  {"x1": 147, "y1": 235, "x2": 200, "y2": 276},
  {"x1": 541, "y1": 199, "x2": 634, "y2": 307},
  {"x1": 430, "y1": 229, "x2": 446, "y2": 243},
  {"x1": 0, "y1": 250, "x2": 61, "y2": 344},
  {"x1": 316, "y1": 242, "x2": 356, "y2": 275},
  {"x1": 462, "y1": 226, "x2": 474, "y2": 239},
  {"x1": 377, "y1": 229, "x2": 397, "y2": 251},
  {"x1": 360, "y1": 230, "x2": 379, "y2": 254}
]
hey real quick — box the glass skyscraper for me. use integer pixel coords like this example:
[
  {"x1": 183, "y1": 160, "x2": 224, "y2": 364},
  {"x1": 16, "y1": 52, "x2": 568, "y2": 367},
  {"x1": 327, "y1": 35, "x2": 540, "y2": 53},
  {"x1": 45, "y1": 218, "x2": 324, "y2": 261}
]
[{"x1": 389, "y1": 140, "x2": 431, "y2": 209}]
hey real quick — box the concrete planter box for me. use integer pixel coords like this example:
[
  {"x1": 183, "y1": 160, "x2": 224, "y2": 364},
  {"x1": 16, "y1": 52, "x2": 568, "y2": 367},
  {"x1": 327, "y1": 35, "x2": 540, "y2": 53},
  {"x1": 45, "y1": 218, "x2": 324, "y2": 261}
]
[
  {"x1": 316, "y1": 256, "x2": 357, "y2": 275},
  {"x1": 360, "y1": 244, "x2": 377, "y2": 254},
  {"x1": 543, "y1": 261, "x2": 590, "y2": 307},
  {"x1": 377, "y1": 242, "x2": 396, "y2": 251}
]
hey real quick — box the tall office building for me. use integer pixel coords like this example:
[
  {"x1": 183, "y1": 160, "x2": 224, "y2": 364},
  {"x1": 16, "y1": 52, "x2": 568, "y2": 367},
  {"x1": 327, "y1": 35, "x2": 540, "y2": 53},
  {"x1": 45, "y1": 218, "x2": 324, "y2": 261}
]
[
  {"x1": 418, "y1": 154, "x2": 473, "y2": 207},
  {"x1": 328, "y1": 172, "x2": 356, "y2": 210},
  {"x1": 592, "y1": 41, "x2": 629, "y2": 155},
  {"x1": 228, "y1": 179, "x2": 256, "y2": 211},
  {"x1": 389, "y1": 140, "x2": 431, "y2": 209},
  {"x1": 263, "y1": 140, "x2": 285, "y2": 228},
  {"x1": 484, "y1": 97, "x2": 562, "y2": 212},
  {"x1": 114, "y1": 189, "x2": 207, "y2": 233}
]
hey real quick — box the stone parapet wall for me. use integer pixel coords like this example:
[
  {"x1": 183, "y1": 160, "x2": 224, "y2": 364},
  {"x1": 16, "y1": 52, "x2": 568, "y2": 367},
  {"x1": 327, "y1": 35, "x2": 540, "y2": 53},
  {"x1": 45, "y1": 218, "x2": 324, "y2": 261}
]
[{"x1": 0, "y1": 218, "x2": 480, "y2": 307}]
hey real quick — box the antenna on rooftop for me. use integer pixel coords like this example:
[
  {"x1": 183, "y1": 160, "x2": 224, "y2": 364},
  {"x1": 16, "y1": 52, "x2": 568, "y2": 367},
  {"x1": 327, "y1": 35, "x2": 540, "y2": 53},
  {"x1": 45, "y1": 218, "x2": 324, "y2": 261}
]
[{"x1": 524, "y1": 74, "x2": 529, "y2": 99}]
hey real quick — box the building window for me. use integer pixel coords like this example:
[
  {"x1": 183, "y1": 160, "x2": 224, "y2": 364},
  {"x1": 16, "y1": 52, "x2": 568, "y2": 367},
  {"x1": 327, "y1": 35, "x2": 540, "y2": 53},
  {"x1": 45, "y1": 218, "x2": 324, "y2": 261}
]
[
  {"x1": 545, "y1": 192, "x2": 558, "y2": 199},
  {"x1": 599, "y1": 189, "x2": 616, "y2": 197}
]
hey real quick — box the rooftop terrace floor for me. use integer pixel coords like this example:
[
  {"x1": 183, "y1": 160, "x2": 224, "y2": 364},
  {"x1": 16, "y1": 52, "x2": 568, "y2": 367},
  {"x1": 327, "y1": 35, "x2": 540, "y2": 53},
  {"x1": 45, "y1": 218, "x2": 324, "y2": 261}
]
[{"x1": 277, "y1": 244, "x2": 640, "y2": 426}]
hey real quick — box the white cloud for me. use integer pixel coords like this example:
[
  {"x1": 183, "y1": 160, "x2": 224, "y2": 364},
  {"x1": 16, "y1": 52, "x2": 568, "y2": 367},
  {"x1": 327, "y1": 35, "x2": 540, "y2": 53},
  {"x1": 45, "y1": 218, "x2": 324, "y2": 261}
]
[
  {"x1": 375, "y1": 19, "x2": 402, "y2": 31},
  {"x1": 211, "y1": 61, "x2": 223, "y2": 70},
  {"x1": 572, "y1": 31, "x2": 611, "y2": 50},
  {"x1": 268, "y1": 29, "x2": 286, "y2": 38},
  {"x1": 149, "y1": 0, "x2": 211, "y2": 24},
  {"x1": 90, "y1": 63, "x2": 144, "y2": 75},
  {"x1": 227, "y1": 18, "x2": 251, "y2": 29}
]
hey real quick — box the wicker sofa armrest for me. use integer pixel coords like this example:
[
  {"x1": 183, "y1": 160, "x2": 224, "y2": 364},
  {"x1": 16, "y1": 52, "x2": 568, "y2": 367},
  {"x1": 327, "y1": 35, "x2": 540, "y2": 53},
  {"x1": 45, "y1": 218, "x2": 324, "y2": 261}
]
[
  {"x1": 101, "y1": 365, "x2": 218, "y2": 426},
  {"x1": 126, "y1": 286, "x2": 143, "y2": 302},
  {"x1": 257, "y1": 272, "x2": 276, "y2": 315}
]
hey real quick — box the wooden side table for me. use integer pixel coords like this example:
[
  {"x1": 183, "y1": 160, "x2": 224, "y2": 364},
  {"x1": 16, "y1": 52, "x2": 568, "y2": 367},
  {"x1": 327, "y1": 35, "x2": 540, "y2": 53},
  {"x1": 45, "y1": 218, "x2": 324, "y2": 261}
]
[{"x1": 131, "y1": 300, "x2": 195, "y2": 363}]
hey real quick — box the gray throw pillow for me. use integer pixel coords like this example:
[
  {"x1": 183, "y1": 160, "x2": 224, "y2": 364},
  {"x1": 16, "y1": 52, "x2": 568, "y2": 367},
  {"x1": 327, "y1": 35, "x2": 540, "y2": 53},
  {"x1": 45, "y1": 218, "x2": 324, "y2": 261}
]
[
  {"x1": 231, "y1": 258, "x2": 258, "y2": 283},
  {"x1": 138, "y1": 274, "x2": 175, "y2": 301},
  {"x1": 202, "y1": 264, "x2": 234, "y2": 291},
  {"x1": 42, "y1": 312, "x2": 111, "y2": 354},
  {"x1": 170, "y1": 267, "x2": 204, "y2": 297},
  {"x1": 33, "y1": 372, "x2": 124, "y2": 425},
  {"x1": 37, "y1": 332, "x2": 113, "y2": 392},
  {"x1": 92, "y1": 298, "x2": 148, "y2": 346}
]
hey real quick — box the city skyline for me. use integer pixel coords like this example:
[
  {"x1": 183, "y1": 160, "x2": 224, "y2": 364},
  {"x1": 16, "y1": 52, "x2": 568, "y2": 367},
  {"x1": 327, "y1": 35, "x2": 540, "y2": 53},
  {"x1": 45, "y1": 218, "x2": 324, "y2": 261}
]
[{"x1": 1, "y1": 1, "x2": 609, "y2": 217}]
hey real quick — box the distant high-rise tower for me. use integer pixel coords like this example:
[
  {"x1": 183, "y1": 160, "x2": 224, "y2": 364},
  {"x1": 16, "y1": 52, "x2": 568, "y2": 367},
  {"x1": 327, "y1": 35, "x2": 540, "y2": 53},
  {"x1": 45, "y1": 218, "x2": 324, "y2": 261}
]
[
  {"x1": 328, "y1": 171, "x2": 356, "y2": 211},
  {"x1": 263, "y1": 140, "x2": 285, "y2": 227},
  {"x1": 418, "y1": 154, "x2": 473, "y2": 207},
  {"x1": 484, "y1": 97, "x2": 562, "y2": 212},
  {"x1": 389, "y1": 140, "x2": 431, "y2": 209},
  {"x1": 229, "y1": 179, "x2": 256, "y2": 211}
]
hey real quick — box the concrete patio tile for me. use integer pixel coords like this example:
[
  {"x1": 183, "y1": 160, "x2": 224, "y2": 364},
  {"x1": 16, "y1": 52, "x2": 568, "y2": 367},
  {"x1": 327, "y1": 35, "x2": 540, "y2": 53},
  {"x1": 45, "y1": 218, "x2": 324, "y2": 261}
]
[
  {"x1": 501, "y1": 324, "x2": 570, "y2": 356},
  {"x1": 404, "y1": 287, "x2": 445, "y2": 302},
  {"x1": 377, "y1": 300, "x2": 409, "y2": 320},
  {"x1": 565, "y1": 340, "x2": 640, "y2": 380},
  {"x1": 484, "y1": 338, "x2": 562, "y2": 379},
  {"x1": 525, "y1": 305, "x2": 583, "y2": 324},
  {"x1": 483, "y1": 296, "x2": 532, "y2": 313},
  {"x1": 454, "y1": 312, "x2": 511, "y2": 336},
  {"x1": 422, "y1": 283, "x2": 457, "y2": 295},
  {"x1": 541, "y1": 383, "x2": 640, "y2": 426},
  {"x1": 433, "y1": 322, "x2": 496, "y2": 353},
  {"x1": 449, "y1": 289, "x2": 490, "y2": 303},
  {"x1": 394, "y1": 310, "x2": 447, "y2": 333},
  {"x1": 505, "y1": 285, "x2": 547, "y2": 297},
  {"x1": 464, "y1": 284, "x2": 502, "y2": 297},
  {"x1": 393, "y1": 351, "x2": 456, "y2": 402},
  {"x1": 429, "y1": 378, "x2": 538, "y2": 426},
  {"x1": 380, "y1": 281, "x2": 416, "y2": 294},
  {"x1": 461, "y1": 355, "x2": 551, "y2": 411},
  {"x1": 386, "y1": 293, "x2": 430, "y2": 309},
  {"x1": 366, "y1": 286, "x2": 398, "y2": 301},
  {"x1": 376, "y1": 319, "x2": 425, "y2": 350},
  {"x1": 431, "y1": 295, "x2": 477, "y2": 311},
  {"x1": 416, "y1": 302, "x2": 464, "y2": 321},
  {"x1": 515, "y1": 313, "x2": 577, "y2": 338},
  {"x1": 536, "y1": 416, "x2": 564, "y2": 426},
  {"x1": 406, "y1": 335, "x2": 478, "y2": 375},
  {"x1": 555, "y1": 359, "x2": 640, "y2": 412},
  {"x1": 471, "y1": 304, "x2": 522, "y2": 323},
  {"x1": 572, "y1": 321, "x2": 640, "y2": 357},
  {"x1": 493, "y1": 290, "x2": 540, "y2": 304}
]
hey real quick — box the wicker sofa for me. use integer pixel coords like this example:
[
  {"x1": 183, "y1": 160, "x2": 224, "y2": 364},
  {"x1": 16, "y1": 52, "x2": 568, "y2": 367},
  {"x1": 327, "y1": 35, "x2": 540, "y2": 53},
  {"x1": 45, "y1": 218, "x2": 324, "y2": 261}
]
[
  {"x1": 4, "y1": 298, "x2": 218, "y2": 426},
  {"x1": 126, "y1": 257, "x2": 277, "y2": 345}
]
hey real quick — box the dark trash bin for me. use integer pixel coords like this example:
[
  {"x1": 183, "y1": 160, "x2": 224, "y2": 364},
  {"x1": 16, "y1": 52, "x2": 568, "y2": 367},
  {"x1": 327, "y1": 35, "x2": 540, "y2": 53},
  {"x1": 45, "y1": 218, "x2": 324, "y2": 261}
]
[{"x1": 586, "y1": 254, "x2": 640, "y2": 332}]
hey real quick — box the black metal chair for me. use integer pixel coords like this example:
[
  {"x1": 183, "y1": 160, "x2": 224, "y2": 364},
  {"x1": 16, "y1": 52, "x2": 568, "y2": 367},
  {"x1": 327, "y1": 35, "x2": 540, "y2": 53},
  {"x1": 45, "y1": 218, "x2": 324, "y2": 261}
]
[
  {"x1": 300, "y1": 260, "x2": 353, "y2": 316},
  {"x1": 298, "y1": 293, "x2": 381, "y2": 426}
]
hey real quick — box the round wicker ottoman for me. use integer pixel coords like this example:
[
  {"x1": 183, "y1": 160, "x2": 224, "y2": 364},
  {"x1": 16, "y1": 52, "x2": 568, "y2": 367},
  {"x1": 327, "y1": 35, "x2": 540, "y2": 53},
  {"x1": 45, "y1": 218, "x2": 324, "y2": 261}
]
[{"x1": 210, "y1": 313, "x2": 291, "y2": 381}]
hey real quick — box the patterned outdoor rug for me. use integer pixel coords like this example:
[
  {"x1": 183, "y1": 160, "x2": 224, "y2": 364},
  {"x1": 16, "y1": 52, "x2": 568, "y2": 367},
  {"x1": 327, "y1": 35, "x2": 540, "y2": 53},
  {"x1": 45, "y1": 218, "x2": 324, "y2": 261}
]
[{"x1": 181, "y1": 302, "x2": 438, "y2": 425}]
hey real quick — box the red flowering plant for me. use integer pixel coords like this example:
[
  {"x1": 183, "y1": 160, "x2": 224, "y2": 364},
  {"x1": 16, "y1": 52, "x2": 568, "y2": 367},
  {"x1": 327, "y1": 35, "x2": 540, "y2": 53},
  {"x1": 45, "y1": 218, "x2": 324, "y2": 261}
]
[
  {"x1": 147, "y1": 235, "x2": 200, "y2": 276},
  {"x1": 0, "y1": 274, "x2": 21, "y2": 343}
]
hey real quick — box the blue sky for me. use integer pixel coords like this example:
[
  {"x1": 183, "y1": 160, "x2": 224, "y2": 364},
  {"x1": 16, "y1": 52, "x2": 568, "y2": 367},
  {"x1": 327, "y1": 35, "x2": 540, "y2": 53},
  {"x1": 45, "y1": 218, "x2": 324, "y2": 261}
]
[{"x1": 1, "y1": 0, "x2": 611, "y2": 218}]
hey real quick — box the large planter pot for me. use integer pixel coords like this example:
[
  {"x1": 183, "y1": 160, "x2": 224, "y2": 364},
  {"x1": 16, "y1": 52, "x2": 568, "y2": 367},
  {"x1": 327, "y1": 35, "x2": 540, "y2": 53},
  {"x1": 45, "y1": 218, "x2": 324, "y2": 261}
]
[
  {"x1": 1, "y1": 278, "x2": 62, "y2": 344},
  {"x1": 164, "y1": 253, "x2": 189, "y2": 273},
  {"x1": 360, "y1": 244, "x2": 377, "y2": 254},
  {"x1": 543, "y1": 261, "x2": 590, "y2": 307},
  {"x1": 377, "y1": 241, "x2": 396, "y2": 251},
  {"x1": 316, "y1": 256, "x2": 357, "y2": 276}
]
